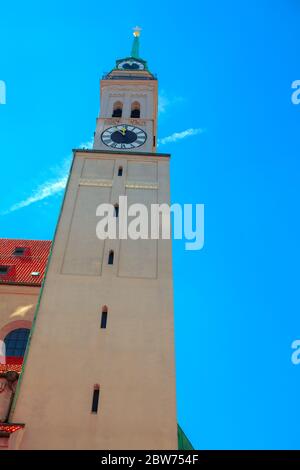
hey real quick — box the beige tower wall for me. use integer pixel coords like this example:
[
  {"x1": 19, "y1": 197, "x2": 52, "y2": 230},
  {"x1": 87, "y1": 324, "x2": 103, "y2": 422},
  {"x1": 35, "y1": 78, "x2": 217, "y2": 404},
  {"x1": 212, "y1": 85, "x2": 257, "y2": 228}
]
[{"x1": 12, "y1": 150, "x2": 177, "y2": 450}]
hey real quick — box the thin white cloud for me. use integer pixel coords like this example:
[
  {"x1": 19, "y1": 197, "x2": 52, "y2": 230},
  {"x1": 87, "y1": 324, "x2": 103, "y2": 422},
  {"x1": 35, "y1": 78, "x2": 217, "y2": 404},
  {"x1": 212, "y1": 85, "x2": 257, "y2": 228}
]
[
  {"x1": 158, "y1": 94, "x2": 170, "y2": 114},
  {"x1": 79, "y1": 139, "x2": 94, "y2": 150},
  {"x1": 2, "y1": 139, "x2": 93, "y2": 215},
  {"x1": 158, "y1": 91, "x2": 184, "y2": 115},
  {"x1": 2, "y1": 168, "x2": 69, "y2": 215},
  {"x1": 158, "y1": 128, "x2": 205, "y2": 146}
]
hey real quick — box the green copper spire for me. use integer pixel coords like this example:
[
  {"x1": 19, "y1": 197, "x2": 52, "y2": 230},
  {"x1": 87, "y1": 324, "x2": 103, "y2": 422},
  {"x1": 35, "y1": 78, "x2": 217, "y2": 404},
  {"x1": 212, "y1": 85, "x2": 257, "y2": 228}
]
[
  {"x1": 131, "y1": 26, "x2": 141, "y2": 58},
  {"x1": 113, "y1": 26, "x2": 151, "y2": 74}
]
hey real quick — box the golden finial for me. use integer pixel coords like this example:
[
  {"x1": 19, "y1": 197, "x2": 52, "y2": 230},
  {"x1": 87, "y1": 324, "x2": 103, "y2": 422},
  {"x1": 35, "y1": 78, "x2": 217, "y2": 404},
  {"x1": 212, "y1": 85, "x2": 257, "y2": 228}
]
[{"x1": 133, "y1": 26, "x2": 142, "y2": 37}]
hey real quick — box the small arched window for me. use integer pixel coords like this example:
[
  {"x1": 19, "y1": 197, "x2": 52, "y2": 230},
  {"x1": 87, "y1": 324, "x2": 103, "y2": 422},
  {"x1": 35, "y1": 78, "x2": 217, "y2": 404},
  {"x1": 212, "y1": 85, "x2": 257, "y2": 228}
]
[
  {"x1": 91, "y1": 384, "x2": 100, "y2": 413},
  {"x1": 108, "y1": 250, "x2": 114, "y2": 265},
  {"x1": 118, "y1": 166, "x2": 123, "y2": 176},
  {"x1": 112, "y1": 101, "x2": 123, "y2": 118},
  {"x1": 4, "y1": 328, "x2": 30, "y2": 357},
  {"x1": 130, "y1": 101, "x2": 141, "y2": 118},
  {"x1": 114, "y1": 204, "x2": 119, "y2": 217}
]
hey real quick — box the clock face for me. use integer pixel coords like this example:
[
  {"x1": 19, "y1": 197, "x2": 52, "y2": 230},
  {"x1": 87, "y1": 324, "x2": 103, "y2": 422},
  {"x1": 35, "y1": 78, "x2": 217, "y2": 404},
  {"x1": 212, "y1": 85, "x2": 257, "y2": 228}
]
[
  {"x1": 117, "y1": 60, "x2": 145, "y2": 71},
  {"x1": 101, "y1": 125, "x2": 147, "y2": 150}
]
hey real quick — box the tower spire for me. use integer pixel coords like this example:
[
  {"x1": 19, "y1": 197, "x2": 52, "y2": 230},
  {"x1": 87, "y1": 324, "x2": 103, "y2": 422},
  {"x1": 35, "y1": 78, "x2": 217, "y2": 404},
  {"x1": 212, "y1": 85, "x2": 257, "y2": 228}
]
[{"x1": 131, "y1": 26, "x2": 142, "y2": 58}]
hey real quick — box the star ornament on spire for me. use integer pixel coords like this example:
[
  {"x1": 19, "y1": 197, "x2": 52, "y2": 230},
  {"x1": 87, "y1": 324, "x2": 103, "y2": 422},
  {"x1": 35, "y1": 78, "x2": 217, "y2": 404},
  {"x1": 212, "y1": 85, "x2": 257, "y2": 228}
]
[{"x1": 133, "y1": 26, "x2": 142, "y2": 37}]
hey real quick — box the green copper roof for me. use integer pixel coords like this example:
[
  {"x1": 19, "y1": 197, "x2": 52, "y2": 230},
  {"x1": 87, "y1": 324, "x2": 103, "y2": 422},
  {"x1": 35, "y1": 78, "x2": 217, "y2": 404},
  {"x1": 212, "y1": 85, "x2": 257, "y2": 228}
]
[
  {"x1": 110, "y1": 28, "x2": 154, "y2": 74},
  {"x1": 178, "y1": 424, "x2": 194, "y2": 450}
]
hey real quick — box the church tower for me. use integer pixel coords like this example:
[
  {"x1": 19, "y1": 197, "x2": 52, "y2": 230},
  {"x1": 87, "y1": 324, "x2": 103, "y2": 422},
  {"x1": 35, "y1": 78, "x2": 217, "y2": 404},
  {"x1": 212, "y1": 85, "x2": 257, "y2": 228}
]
[
  {"x1": 10, "y1": 29, "x2": 177, "y2": 450},
  {"x1": 93, "y1": 26, "x2": 157, "y2": 153}
]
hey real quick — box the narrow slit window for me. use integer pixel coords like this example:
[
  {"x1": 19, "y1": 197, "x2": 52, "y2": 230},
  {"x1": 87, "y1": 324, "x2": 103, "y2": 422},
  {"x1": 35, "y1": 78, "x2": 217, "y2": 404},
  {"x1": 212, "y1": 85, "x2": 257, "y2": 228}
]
[
  {"x1": 118, "y1": 166, "x2": 123, "y2": 176},
  {"x1": 108, "y1": 250, "x2": 114, "y2": 265},
  {"x1": 114, "y1": 204, "x2": 119, "y2": 217},
  {"x1": 91, "y1": 385, "x2": 100, "y2": 413},
  {"x1": 101, "y1": 307, "x2": 108, "y2": 329}
]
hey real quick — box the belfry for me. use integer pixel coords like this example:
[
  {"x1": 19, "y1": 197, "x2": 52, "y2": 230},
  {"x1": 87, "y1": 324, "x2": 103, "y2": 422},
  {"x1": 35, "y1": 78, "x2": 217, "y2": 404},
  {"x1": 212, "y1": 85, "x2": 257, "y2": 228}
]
[{"x1": 0, "y1": 30, "x2": 192, "y2": 450}]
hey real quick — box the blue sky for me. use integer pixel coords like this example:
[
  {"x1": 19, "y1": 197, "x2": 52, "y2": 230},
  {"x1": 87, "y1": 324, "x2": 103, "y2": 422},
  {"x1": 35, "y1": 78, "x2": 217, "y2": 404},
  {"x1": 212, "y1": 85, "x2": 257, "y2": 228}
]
[{"x1": 1, "y1": 0, "x2": 300, "y2": 449}]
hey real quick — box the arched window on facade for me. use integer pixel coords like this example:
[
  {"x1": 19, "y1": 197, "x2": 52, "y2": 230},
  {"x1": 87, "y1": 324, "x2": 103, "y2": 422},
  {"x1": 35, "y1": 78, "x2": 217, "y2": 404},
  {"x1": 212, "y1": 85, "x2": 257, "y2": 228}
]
[
  {"x1": 4, "y1": 328, "x2": 30, "y2": 357},
  {"x1": 101, "y1": 306, "x2": 108, "y2": 329},
  {"x1": 112, "y1": 101, "x2": 123, "y2": 118},
  {"x1": 91, "y1": 384, "x2": 100, "y2": 413},
  {"x1": 114, "y1": 204, "x2": 119, "y2": 218},
  {"x1": 108, "y1": 250, "x2": 114, "y2": 265},
  {"x1": 130, "y1": 101, "x2": 141, "y2": 118}
]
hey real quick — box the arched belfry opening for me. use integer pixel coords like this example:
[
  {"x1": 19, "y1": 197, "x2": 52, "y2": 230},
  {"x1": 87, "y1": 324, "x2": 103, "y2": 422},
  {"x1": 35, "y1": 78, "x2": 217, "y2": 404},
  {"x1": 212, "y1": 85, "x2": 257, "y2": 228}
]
[
  {"x1": 130, "y1": 101, "x2": 141, "y2": 118},
  {"x1": 112, "y1": 101, "x2": 123, "y2": 118}
]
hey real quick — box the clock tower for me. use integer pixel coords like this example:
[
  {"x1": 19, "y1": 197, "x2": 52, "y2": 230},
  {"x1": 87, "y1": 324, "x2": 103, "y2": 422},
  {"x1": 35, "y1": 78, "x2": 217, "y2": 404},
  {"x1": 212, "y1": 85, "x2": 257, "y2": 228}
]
[
  {"x1": 93, "y1": 27, "x2": 157, "y2": 152},
  {"x1": 10, "y1": 29, "x2": 177, "y2": 450}
]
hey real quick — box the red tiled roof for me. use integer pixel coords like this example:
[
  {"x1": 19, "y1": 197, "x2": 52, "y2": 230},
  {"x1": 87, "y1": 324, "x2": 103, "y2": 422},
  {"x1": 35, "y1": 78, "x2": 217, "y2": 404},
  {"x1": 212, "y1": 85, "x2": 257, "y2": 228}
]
[
  {"x1": 0, "y1": 363, "x2": 23, "y2": 374},
  {"x1": 0, "y1": 239, "x2": 51, "y2": 286},
  {"x1": 0, "y1": 423, "x2": 25, "y2": 434},
  {"x1": 0, "y1": 356, "x2": 24, "y2": 374},
  {"x1": 0, "y1": 357, "x2": 23, "y2": 373}
]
